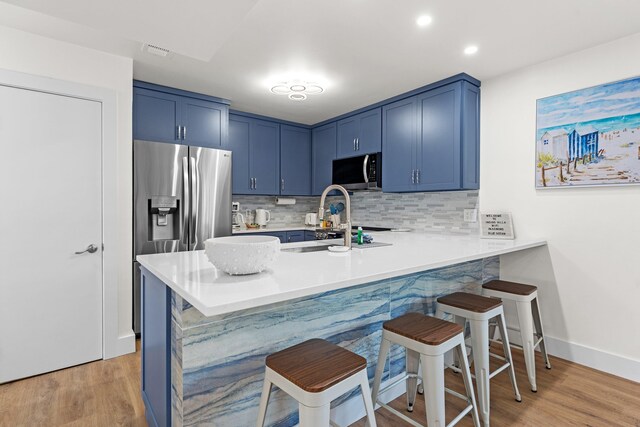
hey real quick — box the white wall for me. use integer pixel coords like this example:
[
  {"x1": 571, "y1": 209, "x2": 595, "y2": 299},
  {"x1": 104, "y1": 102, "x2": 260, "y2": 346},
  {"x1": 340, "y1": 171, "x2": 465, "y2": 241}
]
[
  {"x1": 480, "y1": 33, "x2": 640, "y2": 379},
  {"x1": 0, "y1": 25, "x2": 134, "y2": 354}
]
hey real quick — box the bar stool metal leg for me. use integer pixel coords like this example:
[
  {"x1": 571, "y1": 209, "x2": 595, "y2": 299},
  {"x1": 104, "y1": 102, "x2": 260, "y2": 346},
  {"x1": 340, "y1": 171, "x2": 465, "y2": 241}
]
[
  {"x1": 531, "y1": 297, "x2": 552, "y2": 370},
  {"x1": 299, "y1": 403, "x2": 330, "y2": 427},
  {"x1": 515, "y1": 300, "x2": 537, "y2": 392},
  {"x1": 406, "y1": 349, "x2": 420, "y2": 412},
  {"x1": 371, "y1": 337, "x2": 391, "y2": 408},
  {"x1": 358, "y1": 370, "x2": 377, "y2": 427},
  {"x1": 469, "y1": 318, "x2": 490, "y2": 427},
  {"x1": 422, "y1": 353, "x2": 446, "y2": 427},
  {"x1": 497, "y1": 312, "x2": 522, "y2": 402},
  {"x1": 256, "y1": 378, "x2": 272, "y2": 427},
  {"x1": 455, "y1": 343, "x2": 481, "y2": 427}
]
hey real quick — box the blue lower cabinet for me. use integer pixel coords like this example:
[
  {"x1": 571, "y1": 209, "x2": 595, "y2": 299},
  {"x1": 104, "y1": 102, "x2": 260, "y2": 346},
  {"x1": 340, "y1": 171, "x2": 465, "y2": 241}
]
[
  {"x1": 304, "y1": 230, "x2": 317, "y2": 241},
  {"x1": 285, "y1": 231, "x2": 305, "y2": 243},
  {"x1": 235, "y1": 231, "x2": 287, "y2": 243},
  {"x1": 140, "y1": 268, "x2": 171, "y2": 427}
]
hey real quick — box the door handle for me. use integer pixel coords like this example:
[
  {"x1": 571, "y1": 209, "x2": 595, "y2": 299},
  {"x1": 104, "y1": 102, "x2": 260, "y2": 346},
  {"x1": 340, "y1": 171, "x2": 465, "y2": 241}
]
[
  {"x1": 416, "y1": 169, "x2": 421, "y2": 184},
  {"x1": 281, "y1": 178, "x2": 285, "y2": 191},
  {"x1": 363, "y1": 154, "x2": 370, "y2": 184},
  {"x1": 190, "y1": 156, "x2": 197, "y2": 244},
  {"x1": 182, "y1": 126, "x2": 187, "y2": 140},
  {"x1": 254, "y1": 177, "x2": 257, "y2": 189},
  {"x1": 353, "y1": 138, "x2": 356, "y2": 151},
  {"x1": 75, "y1": 244, "x2": 98, "y2": 254},
  {"x1": 356, "y1": 138, "x2": 359, "y2": 151},
  {"x1": 182, "y1": 157, "x2": 189, "y2": 244},
  {"x1": 411, "y1": 169, "x2": 415, "y2": 184}
]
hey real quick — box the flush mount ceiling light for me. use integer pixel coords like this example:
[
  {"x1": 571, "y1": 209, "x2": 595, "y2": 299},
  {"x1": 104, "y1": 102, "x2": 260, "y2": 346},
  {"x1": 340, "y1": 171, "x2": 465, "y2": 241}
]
[
  {"x1": 464, "y1": 45, "x2": 479, "y2": 55},
  {"x1": 270, "y1": 80, "x2": 324, "y2": 101},
  {"x1": 416, "y1": 15, "x2": 433, "y2": 27}
]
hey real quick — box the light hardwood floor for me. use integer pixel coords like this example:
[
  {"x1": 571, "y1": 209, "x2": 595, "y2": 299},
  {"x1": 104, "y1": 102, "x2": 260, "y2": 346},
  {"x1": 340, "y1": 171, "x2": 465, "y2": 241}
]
[{"x1": 0, "y1": 341, "x2": 638, "y2": 426}]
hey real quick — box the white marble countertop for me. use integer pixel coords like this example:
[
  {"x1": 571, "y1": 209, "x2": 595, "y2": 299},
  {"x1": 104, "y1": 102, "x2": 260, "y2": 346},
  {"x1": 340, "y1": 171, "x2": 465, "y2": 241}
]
[
  {"x1": 137, "y1": 232, "x2": 546, "y2": 317},
  {"x1": 232, "y1": 226, "x2": 316, "y2": 233}
]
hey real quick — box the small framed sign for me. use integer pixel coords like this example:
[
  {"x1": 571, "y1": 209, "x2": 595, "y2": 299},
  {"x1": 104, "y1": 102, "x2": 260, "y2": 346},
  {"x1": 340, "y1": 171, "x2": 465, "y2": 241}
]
[{"x1": 480, "y1": 212, "x2": 515, "y2": 240}]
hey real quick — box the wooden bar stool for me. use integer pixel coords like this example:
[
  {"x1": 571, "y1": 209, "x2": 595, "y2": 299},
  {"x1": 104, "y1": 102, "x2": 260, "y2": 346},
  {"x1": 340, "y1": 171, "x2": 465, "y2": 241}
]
[
  {"x1": 371, "y1": 313, "x2": 480, "y2": 427},
  {"x1": 436, "y1": 292, "x2": 521, "y2": 427},
  {"x1": 482, "y1": 279, "x2": 551, "y2": 392},
  {"x1": 256, "y1": 338, "x2": 377, "y2": 427}
]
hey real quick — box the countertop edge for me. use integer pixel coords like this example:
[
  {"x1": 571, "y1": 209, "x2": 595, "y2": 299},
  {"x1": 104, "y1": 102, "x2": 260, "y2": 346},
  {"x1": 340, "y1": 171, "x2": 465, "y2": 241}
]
[{"x1": 138, "y1": 238, "x2": 547, "y2": 317}]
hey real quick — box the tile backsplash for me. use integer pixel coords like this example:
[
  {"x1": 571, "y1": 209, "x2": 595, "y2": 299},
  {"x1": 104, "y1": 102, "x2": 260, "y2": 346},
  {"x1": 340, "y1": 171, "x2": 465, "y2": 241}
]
[{"x1": 234, "y1": 190, "x2": 479, "y2": 234}]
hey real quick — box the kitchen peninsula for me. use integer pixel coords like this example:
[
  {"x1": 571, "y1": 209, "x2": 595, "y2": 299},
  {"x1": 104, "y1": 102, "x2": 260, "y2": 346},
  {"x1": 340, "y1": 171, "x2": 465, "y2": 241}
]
[{"x1": 137, "y1": 232, "x2": 546, "y2": 427}]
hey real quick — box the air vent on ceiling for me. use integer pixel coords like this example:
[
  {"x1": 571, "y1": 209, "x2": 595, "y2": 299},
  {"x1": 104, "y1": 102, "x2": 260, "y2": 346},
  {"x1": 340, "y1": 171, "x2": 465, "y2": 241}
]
[{"x1": 142, "y1": 43, "x2": 171, "y2": 58}]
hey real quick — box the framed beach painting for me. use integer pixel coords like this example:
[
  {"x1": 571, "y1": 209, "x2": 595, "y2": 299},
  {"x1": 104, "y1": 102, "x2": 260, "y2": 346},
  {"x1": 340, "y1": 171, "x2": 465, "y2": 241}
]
[{"x1": 536, "y1": 76, "x2": 640, "y2": 188}]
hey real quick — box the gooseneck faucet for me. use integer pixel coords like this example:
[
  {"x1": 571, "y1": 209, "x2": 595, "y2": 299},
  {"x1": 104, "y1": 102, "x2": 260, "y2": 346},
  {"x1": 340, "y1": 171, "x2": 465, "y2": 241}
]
[{"x1": 318, "y1": 184, "x2": 352, "y2": 249}]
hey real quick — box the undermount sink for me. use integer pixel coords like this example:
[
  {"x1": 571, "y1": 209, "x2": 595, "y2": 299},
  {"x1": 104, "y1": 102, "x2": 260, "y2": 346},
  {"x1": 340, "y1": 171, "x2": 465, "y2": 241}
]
[{"x1": 281, "y1": 245, "x2": 331, "y2": 253}]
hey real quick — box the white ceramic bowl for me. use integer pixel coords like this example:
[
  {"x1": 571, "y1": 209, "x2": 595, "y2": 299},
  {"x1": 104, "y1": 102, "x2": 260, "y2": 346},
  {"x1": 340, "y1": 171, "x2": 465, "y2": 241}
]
[{"x1": 204, "y1": 235, "x2": 280, "y2": 275}]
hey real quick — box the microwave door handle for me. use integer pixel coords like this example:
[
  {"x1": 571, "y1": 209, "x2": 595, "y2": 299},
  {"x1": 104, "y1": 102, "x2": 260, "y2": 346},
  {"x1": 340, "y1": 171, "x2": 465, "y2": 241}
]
[
  {"x1": 182, "y1": 157, "x2": 189, "y2": 245},
  {"x1": 363, "y1": 154, "x2": 370, "y2": 184}
]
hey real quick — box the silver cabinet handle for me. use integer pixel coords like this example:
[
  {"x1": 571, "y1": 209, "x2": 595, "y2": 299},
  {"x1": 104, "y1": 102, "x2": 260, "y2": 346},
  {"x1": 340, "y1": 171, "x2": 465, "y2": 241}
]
[
  {"x1": 182, "y1": 126, "x2": 187, "y2": 140},
  {"x1": 75, "y1": 244, "x2": 98, "y2": 254},
  {"x1": 353, "y1": 138, "x2": 356, "y2": 151},
  {"x1": 411, "y1": 169, "x2": 415, "y2": 184},
  {"x1": 416, "y1": 169, "x2": 420, "y2": 184},
  {"x1": 356, "y1": 138, "x2": 359, "y2": 151},
  {"x1": 250, "y1": 178, "x2": 253, "y2": 189},
  {"x1": 254, "y1": 177, "x2": 257, "y2": 189},
  {"x1": 177, "y1": 126, "x2": 181, "y2": 140},
  {"x1": 281, "y1": 178, "x2": 285, "y2": 191}
]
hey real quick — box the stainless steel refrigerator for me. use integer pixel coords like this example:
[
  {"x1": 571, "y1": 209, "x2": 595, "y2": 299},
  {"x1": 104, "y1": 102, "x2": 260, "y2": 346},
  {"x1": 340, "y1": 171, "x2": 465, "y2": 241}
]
[{"x1": 133, "y1": 140, "x2": 232, "y2": 333}]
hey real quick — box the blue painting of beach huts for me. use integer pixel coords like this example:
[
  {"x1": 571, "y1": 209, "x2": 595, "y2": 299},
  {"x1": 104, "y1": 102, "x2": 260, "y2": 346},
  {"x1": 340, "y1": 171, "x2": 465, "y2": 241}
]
[{"x1": 536, "y1": 76, "x2": 640, "y2": 187}]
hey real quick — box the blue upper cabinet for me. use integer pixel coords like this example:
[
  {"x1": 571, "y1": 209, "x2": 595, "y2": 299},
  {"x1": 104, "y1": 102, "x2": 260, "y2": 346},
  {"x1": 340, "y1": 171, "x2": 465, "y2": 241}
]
[
  {"x1": 312, "y1": 122, "x2": 337, "y2": 195},
  {"x1": 181, "y1": 98, "x2": 228, "y2": 148},
  {"x1": 228, "y1": 116, "x2": 251, "y2": 194},
  {"x1": 382, "y1": 80, "x2": 479, "y2": 192},
  {"x1": 227, "y1": 114, "x2": 280, "y2": 195},
  {"x1": 382, "y1": 97, "x2": 418, "y2": 192},
  {"x1": 417, "y1": 84, "x2": 460, "y2": 191},
  {"x1": 336, "y1": 108, "x2": 381, "y2": 159},
  {"x1": 133, "y1": 81, "x2": 229, "y2": 148},
  {"x1": 461, "y1": 82, "x2": 480, "y2": 190},
  {"x1": 133, "y1": 88, "x2": 181, "y2": 143},
  {"x1": 250, "y1": 120, "x2": 280, "y2": 195},
  {"x1": 280, "y1": 125, "x2": 312, "y2": 196}
]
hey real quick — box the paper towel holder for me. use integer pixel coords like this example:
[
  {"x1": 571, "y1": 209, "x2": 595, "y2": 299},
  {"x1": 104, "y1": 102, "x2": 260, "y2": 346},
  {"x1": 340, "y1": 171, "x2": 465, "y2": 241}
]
[{"x1": 275, "y1": 197, "x2": 296, "y2": 205}]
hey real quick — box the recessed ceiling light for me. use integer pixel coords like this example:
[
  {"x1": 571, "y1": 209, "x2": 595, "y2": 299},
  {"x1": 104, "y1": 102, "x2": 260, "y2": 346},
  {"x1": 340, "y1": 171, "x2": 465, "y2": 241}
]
[
  {"x1": 416, "y1": 15, "x2": 433, "y2": 27},
  {"x1": 464, "y1": 45, "x2": 479, "y2": 55}
]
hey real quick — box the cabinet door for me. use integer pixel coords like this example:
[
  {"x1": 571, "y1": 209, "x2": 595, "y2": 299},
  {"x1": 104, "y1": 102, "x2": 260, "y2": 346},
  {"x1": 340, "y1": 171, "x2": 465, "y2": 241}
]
[
  {"x1": 304, "y1": 230, "x2": 317, "y2": 241},
  {"x1": 133, "y1": 88, "x2": 181, "y2": 143},
  {"x1": 461, "y1": 82, "x2": 480, "y2": 190},
  {"x1": 266, "y1": 231, "x2": 287, "y2": 243},
  {"x1": 250, "y1": 119, "x2": 280, "y2": 195},
  {"x1": 181, "y1": 98, "x2": 228, "y2": 148},
  {"x1": 228, "y1": 115, "x2": 251, "y2": 194},
  {"x1": 280, "y1": 125, "x2": 311, "y2": 195},
  {"x1": 417, "y1": 83, "x2": 461, "y2": 191},
  {"x1": 382, "y1": 97, "x2": 418, "y2": 192},
  {"x1": 285, "y1": 231, "x2": 305, "y2": 243},
  {"x1": 336, "y1": 116, "x2": 359, "y2": 159},
  {"x1": 357, "y1": 108, "x2": 382, "y2": 154},
  {"x1": 311, "y1": 122, "x2": 337, "y2": 195}
]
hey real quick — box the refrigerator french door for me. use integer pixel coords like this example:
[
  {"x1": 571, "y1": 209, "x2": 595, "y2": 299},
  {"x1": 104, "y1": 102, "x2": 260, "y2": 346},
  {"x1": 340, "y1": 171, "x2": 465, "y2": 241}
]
[{"x1": 133, "y1": 140, "x2": 232, "y2": 333}]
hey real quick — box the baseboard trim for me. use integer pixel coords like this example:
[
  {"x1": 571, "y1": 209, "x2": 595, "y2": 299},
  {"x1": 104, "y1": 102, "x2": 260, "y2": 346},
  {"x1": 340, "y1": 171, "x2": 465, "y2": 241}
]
[
  {"x1": 105, "y1": 331, "x2": 136, "y2": 359},
  {"x1": 545, "y1": 335, "x2": 640, "y2": 383}
]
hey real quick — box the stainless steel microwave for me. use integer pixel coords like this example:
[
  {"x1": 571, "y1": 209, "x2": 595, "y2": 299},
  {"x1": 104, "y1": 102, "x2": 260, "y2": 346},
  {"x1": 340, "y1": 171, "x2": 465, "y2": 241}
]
[{"x1": 332, "y1": 152, "x2": 382, "y2": 190}]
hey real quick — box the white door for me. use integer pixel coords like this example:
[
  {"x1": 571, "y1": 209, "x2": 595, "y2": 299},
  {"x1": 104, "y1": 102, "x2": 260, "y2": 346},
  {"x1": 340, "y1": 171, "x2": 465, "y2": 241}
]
[{"x1": 0, "y1": 84, "x2": 103, "y2": 383}]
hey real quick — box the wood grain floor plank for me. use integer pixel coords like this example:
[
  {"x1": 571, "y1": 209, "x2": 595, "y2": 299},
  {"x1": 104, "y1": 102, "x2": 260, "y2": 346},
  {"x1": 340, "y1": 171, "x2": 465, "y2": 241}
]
[{"x1": 0, "y1": 341, "x2": 638, "y2": 426}]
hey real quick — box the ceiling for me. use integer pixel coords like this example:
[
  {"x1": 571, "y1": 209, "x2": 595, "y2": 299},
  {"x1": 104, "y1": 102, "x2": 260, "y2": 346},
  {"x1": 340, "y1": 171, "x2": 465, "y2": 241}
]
[{"x1": 1, "y1": 0, "x2": 640, "y2": 125}]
